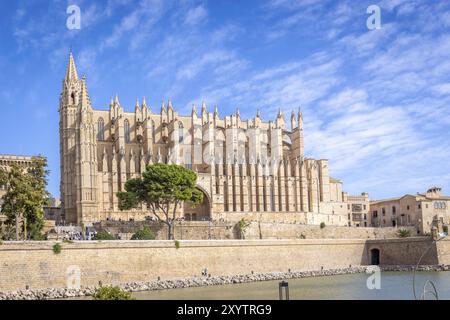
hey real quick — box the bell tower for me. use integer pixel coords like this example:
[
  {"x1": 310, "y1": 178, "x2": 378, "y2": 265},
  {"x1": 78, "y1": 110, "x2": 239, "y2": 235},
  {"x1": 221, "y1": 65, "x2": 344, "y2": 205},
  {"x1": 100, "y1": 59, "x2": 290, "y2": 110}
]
[
  {"x1": 59, "y1": 52, "x2": 81, "y2": 224},
  {"x1": 59, "y1": 52, "x2": 99, "y2": 224}
]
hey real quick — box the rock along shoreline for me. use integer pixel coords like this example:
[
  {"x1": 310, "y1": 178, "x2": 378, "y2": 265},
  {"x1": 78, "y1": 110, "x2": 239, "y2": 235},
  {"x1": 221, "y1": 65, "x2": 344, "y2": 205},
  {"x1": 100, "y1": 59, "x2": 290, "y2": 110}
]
[{"x1": 1, "y1": 265, "x2": 449, "y2": 300}]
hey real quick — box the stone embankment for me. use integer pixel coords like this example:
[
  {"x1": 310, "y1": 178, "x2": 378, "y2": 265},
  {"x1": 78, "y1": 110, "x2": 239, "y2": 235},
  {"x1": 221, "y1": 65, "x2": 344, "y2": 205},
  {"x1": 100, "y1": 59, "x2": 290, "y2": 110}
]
[{"x1": 1, "y1": 265, "x2": 449, "y2": 300}]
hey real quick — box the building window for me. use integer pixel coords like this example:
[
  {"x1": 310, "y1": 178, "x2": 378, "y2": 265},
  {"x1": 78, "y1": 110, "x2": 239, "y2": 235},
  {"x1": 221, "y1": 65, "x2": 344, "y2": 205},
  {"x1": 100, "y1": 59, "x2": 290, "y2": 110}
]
[
  {"x1": 372, "y1": 211, "x2": 378, "y2": 218},
  {"x1": 382, "y1": 208, "x2": 386, "y2": 216},
  {"x1": 179, "y1": 122, "x2": 184, "y2": 143},
  {"x1": 124, "y1": 119, "x2": 130, "y2": 143},
  {"x1": 418, "y1": 204, "x2": 421, "y2": 209},
  {"x1": 97, "y1": 118, "x2": 105, "y2": 141},
  {"x1": 392, "y1": 206, "x2": 396, "y2": 214},
  {"x1": 152, "y1": 120, "x2": 156, "y2": 141},
  {"x1": 434, "y1": 202, "x2": 447, "y2": 210},
  {"x1": 406, "y1": 205, "x2": 410, "y2": 210},
  {"x1": 363, "y1": 204, "x2": 366, "y2": 210}
]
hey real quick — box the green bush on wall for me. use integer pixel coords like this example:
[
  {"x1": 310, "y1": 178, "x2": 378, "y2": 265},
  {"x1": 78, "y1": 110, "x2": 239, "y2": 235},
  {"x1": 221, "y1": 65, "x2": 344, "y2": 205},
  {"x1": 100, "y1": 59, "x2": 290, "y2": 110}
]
[
  {"x1": 93, "y1": 230, "x2": 115, "y2": 240},
  {"x1": 131, "y1": 226, "x2": 155, "y2": 240},
  {"x1": 52, "y1": 243, "x2": 62, "y2": 254},
  {"x1": 397, "y1": 229, "x2": 411, "y2": 238}
]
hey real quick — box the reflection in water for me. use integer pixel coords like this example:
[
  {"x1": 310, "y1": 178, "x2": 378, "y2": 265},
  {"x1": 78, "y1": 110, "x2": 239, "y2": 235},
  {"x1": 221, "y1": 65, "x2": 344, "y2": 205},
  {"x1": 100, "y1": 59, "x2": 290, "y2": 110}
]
[{"x1": 131, "y1": 272, "x2": 450, "y2": 300}]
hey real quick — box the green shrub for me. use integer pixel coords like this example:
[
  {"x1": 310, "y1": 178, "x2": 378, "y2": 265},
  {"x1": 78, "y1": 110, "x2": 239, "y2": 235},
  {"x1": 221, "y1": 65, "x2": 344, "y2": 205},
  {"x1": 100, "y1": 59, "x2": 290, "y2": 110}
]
[
  {"x1": 397, "y1": 229, "x2": 411, "y2": 238},
  {"x1": 320, "y1": 222, "x2": 326, "y2": 229},
  {"x1": 131, "y1": 226, "x2": 155, "y2": 240},
  {"x1": 175, "y1": 240, "x2": 181, "y2": 249},
  {"x1": 443, "y1": 225, "x2": 449, "y2": 234},
  {"x1": 93, "y1": 286, "x2": 135, "y2": 300},
  {"x1": 234, "y1": 218, "x2": 251, "y2": 239},
  {"x1": 299, "y1": 234, "x2": 306, "y2": 239},
  {"x1": 93, "y1": 230, "x2": 115, "y2": 240},
  {"x1": 53, "y1": 243, "x2": 62, "y2": 254}
]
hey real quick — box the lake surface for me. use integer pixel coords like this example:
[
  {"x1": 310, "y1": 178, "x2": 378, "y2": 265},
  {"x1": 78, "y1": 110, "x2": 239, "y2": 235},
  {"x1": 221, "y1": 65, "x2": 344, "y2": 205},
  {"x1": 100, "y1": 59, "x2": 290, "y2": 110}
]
[{"x1": 130, "y1": 272, "x2": 450, "y2": 300}]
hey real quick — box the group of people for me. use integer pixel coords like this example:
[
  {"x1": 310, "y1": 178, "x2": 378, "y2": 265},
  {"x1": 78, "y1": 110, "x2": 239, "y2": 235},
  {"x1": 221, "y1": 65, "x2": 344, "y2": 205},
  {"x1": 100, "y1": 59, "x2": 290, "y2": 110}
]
[{"x1": 55, "y1": 226, "x2": 96, "y2": 241}]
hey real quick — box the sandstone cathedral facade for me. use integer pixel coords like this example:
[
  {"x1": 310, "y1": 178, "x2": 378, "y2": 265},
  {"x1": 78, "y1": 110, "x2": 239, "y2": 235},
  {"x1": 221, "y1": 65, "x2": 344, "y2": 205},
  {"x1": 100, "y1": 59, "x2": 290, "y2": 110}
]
[{"x1": 60, "y1": 53, "x2": 359, "y2": 226}]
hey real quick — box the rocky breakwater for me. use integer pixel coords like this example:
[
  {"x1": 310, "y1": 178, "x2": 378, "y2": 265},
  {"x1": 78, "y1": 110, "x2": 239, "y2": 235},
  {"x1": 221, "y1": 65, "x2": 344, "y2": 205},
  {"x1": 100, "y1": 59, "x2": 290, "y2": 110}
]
[{"x1": 1, "y1": 265, "x2": 449, "y2": 300}]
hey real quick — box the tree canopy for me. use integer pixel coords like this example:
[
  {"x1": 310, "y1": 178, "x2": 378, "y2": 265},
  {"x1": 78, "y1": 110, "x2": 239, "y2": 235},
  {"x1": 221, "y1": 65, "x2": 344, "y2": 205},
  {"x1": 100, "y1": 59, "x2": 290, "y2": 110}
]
[
  {"x1": 117, "y1": 163, "x2": 203, "y2": 240},
  {"x1": 0, "y1": 157, "x2": 50, "y2": 240}
]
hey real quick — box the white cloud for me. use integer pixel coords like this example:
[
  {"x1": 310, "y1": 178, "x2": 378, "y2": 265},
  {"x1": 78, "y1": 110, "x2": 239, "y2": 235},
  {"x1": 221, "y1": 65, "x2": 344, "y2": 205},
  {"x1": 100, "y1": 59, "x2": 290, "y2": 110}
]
[
  {"x1": 432, "y1": 83, "x2": 450, "y2": 95},
  {"x1": 184, "y1": 5, "x2": 207, "y2": 26}
]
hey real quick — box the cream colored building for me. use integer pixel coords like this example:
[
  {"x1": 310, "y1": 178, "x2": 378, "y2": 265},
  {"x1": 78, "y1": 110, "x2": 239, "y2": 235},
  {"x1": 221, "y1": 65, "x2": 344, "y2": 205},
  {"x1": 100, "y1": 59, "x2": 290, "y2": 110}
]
[
  {"x1": 59, "y1": 53, "x2": 365, "y2": 226},
  {"x1": 344, "y1": 192, "x2": 370, "y2": 227},
  {"x1": 370, "y1": 187, "x2": 450, "y2": 234}
]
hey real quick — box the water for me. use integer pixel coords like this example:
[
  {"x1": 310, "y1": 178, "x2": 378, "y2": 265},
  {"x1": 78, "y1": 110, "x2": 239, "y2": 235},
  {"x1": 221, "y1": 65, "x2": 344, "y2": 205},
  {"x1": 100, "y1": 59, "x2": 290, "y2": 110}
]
[{"x1": 130, "y1": 272, "x2": 450, "y2": 300}]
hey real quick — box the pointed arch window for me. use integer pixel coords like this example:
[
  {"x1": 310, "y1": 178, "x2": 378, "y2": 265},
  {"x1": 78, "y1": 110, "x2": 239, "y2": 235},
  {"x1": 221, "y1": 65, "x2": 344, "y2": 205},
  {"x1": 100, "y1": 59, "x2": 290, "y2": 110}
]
[
  {"x1": 97, "y1": 118, "x2": 105, "y2": 141},
  {"x1": 179, "y1": 122, "x2": 184, "y2": 143},
  {"x1": 152, "y1": 120, "x2": 156, "y2": 141},
  {"x1": 124, "y1": 119, "x2": 131, "y2": 143}
]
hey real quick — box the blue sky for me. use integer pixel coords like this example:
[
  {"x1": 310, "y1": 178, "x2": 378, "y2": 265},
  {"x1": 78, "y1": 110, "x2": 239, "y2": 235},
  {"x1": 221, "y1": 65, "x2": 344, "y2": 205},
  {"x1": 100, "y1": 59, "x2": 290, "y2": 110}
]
[{"x1": 0, "y1": 0, "x2": 449, "y2": 200}]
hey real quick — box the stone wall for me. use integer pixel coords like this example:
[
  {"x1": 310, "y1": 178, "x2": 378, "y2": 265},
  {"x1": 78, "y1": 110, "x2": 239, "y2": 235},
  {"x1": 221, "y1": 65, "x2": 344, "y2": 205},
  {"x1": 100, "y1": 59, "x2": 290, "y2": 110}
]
[
  {"x1": 95, "y1": 220, "x2": 418, "y2": 240},
  {"x1": 366, "y1": 238, "x2": 438, "y2": 265},
  {"x1": 244, "y1": 222, "x2": 418, "y2": 240},
  {"x1": 94, "y1": 221, "x2": 236, "y2": 240},
  {"x1": 436, "y1": 239, "x2": 450, "y2": 265},
  {"x1": 0, "y1": 237, "x2": 442, "y2": 292}
]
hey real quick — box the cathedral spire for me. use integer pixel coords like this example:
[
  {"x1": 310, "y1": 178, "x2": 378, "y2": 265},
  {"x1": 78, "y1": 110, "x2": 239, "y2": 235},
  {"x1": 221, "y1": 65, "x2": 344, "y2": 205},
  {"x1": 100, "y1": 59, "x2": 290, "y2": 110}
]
[
  {"x1": 298, "y1": 108, "x2": 303, "y2": 127},
  {"x1": 133, "y1": 98, "x2": 140, "y2": 114},
  {"x1": 65, "y1": 51, "x2": 78, "y2": 82},
  {"x1": 142, "y1": 97, "x2": 151, "y2": 114},
  {"x1": 192, "y1": 104, "x2": 197, "y2": 117},
  {"x1": 161, "y1": 101, "x2": 166, "y2": 114},
  {"x1": 291, "y1": 110, "x2": 297, "y2": 130},
  {"x1": 80, "y1": 76, "x2": 91, "y2": 109},
  {"x1": 277, "y1": 108, "x2": 283, "y2": 118},
  {"x1": 202, "y1": 101, "x2": 207, "y2": 114}
]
